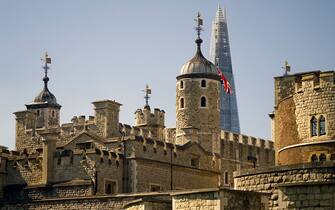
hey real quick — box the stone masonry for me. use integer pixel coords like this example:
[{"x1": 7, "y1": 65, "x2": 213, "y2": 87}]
[{"x1": 273, "y1": 71, "x2": 335, "y2": 165}]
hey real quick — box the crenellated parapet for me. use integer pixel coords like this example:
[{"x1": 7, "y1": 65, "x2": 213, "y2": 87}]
[
  {"x1": 220, "y1": 130, "x2": 274, "y2": 150},
  {"x1": 60, "y1": 115, "x2": 99, "y2": 143},
  {"x1": 135, "y1": 107, "x2": 165, "y2": 128},
  {"x1": 134, "y1": 106, "x2": 165, "y2": 140},
  {"x1": 273, "y1": 70, "x2": 335, "y2": 165},
  {"x1": 275, "y1": 71, "x2": 335, "y2": 104}
]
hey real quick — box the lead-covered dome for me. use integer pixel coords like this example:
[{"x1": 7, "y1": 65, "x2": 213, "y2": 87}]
[
  {"x1": 34, "y1": 86, "x2": 58, "y2": 106},
  {"x1": 26, "y1": 76, "x2": 61, "y2": 109},
  {"x1": 180, "y1": 38, "x2": 217, "y2": 75}
]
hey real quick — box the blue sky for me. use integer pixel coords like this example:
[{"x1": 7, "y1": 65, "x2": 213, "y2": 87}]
[{"x1": 0, "y1": 1, "x2": 334, "y2": 149}]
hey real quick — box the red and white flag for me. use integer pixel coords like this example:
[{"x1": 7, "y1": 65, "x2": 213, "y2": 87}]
[{"x1": 217, "y1": 68, "x2": 232, "y2": 94}]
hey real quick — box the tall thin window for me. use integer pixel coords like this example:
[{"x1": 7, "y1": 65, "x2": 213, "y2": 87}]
[
  {"x1": 201, "y1": 79, "x2": 206, "y2": 88},
  {"x1": 319, "y1": 115, "x2": 326, "y2": 135},
  {"x1": 180, "y1": 81, "x2": 184, "y2": 89},
  {"x1": 311, "y1": 154, "x2": 318, "y2": 162},
  {"x1": 224, "y1": 171, "x2": 229, "y2": 185},
  {"x1": 180, "y1": 98, "x2": 184, "y2": 109},
  {"x1": 311, "y1": 116, "x2": 317, "y2": 137},
  {"x1": 200, "y1": 96, "x2": 207, "y2": 107},
  {"x1": 319, "y1": 153, "x2": 326, "y2": 162}
]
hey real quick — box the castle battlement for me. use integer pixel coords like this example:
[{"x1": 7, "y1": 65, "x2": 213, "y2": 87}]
[
  {"x1": 134, "y1": 106, "x2": 165, "y2": 128},
  {"x1": 220, "y1": 130, "x2": 274, "y2": 150},
  {"x1": 274, "y1": 70, "x2": 335, "y2": 105}
]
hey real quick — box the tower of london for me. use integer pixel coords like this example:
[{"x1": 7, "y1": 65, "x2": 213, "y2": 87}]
[{"x1": 0, "y1": 9, "x2": 334, "y2": 210}]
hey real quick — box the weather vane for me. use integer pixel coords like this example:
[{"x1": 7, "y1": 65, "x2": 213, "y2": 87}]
[
  {"x1": 142, "y1": 84, "x2": 152, "y2": 107},
  {"x1": 281, "y1": 60, "x2": 291, "y2": 75},
  {"x1": 41, "y1": 52, "x2": 52, "y2": 78},
  {"x1": 194, "y1": 12, "x2": 203, "y2": 38}
]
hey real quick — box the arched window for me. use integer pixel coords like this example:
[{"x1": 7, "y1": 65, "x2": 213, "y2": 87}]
[
  {"x1": 311, "y1": 116, "x2": 317, "y2": 137},
  {"x1": 52, "y1": 110, "x2": 55, "y2": 117},
  {"x1": 180, "y1": 98, "x2": 184, "y2": 109},
  {"x1": 311, "y1": 154, "x2": 318, "y2": 162},
  {"x1": 200, "y1": 96, "x2": 207, "y2": 107},
  {"x1": 201, "y1": 79, "x2": 206, "y2": 88},
  {"x1": 319, "y1": 115, "x2": 326, "y2": 135},
  {"x1": 319, "y1": 153, "x2": 326, "y2": 162},
  {"x1": 180, "y1": 80, "x2": 184, "y2": 89},
  {"x1": 36, "y1": 110, "x2": 40, "y2": 116}
]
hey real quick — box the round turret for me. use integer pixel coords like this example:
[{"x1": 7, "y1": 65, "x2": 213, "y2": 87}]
[
  {"x1": 273, "y1": 70, "x2": 335, "y2": 165},
  {"x1": 175, "y1": 14, "x2": 221, "y2": 154}
]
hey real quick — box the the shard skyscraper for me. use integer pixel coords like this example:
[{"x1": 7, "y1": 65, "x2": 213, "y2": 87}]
[{"x1": 209, "y1": 6, "x2": 240, "y2": 133}]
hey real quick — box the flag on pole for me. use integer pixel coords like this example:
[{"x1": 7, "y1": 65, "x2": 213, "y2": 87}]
[
  {"x1": 146, "y1": 84, "x2": 151, "y2": 94},
  {"x1": 217, "y1": 68, "x2": 232, "y2": 94}
]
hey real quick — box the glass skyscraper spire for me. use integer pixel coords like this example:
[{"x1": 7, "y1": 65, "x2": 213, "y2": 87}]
[{"x1": 209, "y1": 6, "x2": 240, "y2": 133}]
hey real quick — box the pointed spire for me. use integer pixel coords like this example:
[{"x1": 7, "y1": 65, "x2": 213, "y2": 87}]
[{"x1": 215, "y1": 5, "x2": 226, "y2": 23}]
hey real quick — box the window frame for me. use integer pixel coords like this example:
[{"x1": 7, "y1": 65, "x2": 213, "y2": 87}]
[
  {"x1": 190, "y1": 157, "x2": 200, "y2": 168},
  {"x1": 319, "y1": 115, "x2": 326, "y2": 136},
  {"x1": 180, "y1": 97, "x2": 185, "y2": 109},
  {"x1": 224, "y1": 171, "x2": 229, "y2": 185},
  {"x1": 104, "y1": 179, "x2": 117, "y2": 195},
  {"x1": 180, "y1": 80, "x2": 184, "y2": 90},
  {"x1": 200, "y1": 96, "x2": 207, "y2": 108},
  {"x1": 200, "y1": 79, "x2": 207, "y2": 88},
  {"x1": 311, "y1": 116, "x2": 318, "y2": 137}
]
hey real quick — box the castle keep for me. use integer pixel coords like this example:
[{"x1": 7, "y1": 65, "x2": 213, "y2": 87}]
[
  {"x1": 234, "y1": 71, "x2": 335, "y2": 209},
  {"x1": 273, "y1": 71, "x2": 335, "y2": 165},
  {"x1": 0, "y1": 11, "x2": 334, "y2": 210}
]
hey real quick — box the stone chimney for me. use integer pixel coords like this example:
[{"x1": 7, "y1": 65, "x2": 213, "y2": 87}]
[{"x1": 40, "y1": 128, "x2": 59, "y2": 185}]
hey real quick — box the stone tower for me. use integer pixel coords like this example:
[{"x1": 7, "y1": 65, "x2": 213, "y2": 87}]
[
  {"x1": 176, "y1": 13, "x2": 221, "y2": 153},
  {"x1": 14, "y1": 53, "x2": 61, "y2": 152},
  {"x1": 209, "y1": 6, "x2": 240, "y2": 133},
  {"x1": 272, "y1": 70, "x2": 335, "y2": 165},
  {"x1": 93, "y1": 100, "x2": 121, "y2": 138}
]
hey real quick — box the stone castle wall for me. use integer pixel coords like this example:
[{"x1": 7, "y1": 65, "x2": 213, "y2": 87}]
[
  {"x1": 1, "y1": 188, "x2": 269, "y2": 210},
  {"x1": 123, "y1": 138, "x2": 220, "y2": 192},
  {"x1": 1, "y1": 192, "x2": 171, "y2": 210},
  {"x1": 220, "y1": 130, "x2": 275, "y2": 187},
  {"x1": 234, "y1": 162, "x2": 335, "y2": 209},
  {"x1": 172, "y1": 188, "x2": 269, "y2": 210},
  {"x1": 274, "y1": 71, "x2": 335, "y2": 165}
]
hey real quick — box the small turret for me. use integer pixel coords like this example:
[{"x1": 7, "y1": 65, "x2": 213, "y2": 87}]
[
  {"x1": 134, "y1": 85, "x2": 165, "y2": 140},
  {"x1": 176, "y1": 13, "x2": 221, "y2": 153},
  {"x1": 25, "y1": 52, "x2": 61, "y2": 129},
  {"x1": 14, "y1": 53, "x2": 61, "y2": 152}
]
